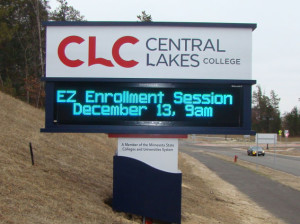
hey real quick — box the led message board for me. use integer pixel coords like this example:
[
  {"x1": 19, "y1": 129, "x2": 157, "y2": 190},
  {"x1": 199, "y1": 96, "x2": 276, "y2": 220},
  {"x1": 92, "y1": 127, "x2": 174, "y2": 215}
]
[
  {"x1": 42, "y1": 80, "x2": 254, "y2": 134},
  {"x1": 54, "y1": 82, "x2": 242, "y2": 126}
]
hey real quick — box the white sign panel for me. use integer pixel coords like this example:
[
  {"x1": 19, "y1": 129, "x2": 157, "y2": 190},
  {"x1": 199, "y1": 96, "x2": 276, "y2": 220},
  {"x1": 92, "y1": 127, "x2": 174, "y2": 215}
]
[
  {"x1": 256, "y1": 133, "x2": 277, "y2": 144},
  {"x1": 117, "y1": 138, "x2": 179, "y2": 173},
  {"x1": 45, "y1": 23, "x2": 254, "y2": 80}
]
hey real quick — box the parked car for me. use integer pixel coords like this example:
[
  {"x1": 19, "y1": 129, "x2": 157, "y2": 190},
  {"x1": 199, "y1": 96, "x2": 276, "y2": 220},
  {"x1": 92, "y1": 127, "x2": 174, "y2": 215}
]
[{"x1": 247, "y1": 146, "x2": 265, "y2": 156}]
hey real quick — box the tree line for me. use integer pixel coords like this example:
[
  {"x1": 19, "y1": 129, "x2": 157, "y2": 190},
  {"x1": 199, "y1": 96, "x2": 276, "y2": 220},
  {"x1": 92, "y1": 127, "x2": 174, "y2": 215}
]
[
  {"x1": 252, "y1": 86, "x2": 300, "y2": 136},
  {"x1": 1, "y1": 2, "x2": 299, "y2": 136},
  {"x1": 0, "y1": 0, "x2": 84, "y2": 107}
]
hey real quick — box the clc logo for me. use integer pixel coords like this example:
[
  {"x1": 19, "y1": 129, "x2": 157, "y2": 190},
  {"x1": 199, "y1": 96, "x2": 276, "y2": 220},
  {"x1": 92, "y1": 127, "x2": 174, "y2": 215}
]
[{"x1": 58, "y1": 36, "x2": 139, "y2": 68}]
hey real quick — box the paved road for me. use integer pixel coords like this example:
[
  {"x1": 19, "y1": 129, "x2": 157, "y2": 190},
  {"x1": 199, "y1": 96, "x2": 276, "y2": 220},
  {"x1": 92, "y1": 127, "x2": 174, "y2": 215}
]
[
  {"x1": 180, "y1": 142, "x2": 300, "y2": 224},
  {"x1": 184, "y1": 142, "x2": 300, "y2": 177}
]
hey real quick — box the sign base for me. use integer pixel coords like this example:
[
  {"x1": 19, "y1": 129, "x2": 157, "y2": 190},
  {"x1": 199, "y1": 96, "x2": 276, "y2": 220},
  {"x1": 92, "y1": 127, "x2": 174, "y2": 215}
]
[{"x1": 113, "y1": 155, "x2": 182, "y2": 223}]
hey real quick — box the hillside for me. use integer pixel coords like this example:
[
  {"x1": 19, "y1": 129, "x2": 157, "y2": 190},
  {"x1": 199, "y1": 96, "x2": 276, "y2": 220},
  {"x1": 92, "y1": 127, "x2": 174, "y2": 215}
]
[
  {"x1": 0, "y1": 91, "x2": 283, "y2": 224},
  {"x1": 0, "y1": 91, "x2": 126, "y2": 223}
]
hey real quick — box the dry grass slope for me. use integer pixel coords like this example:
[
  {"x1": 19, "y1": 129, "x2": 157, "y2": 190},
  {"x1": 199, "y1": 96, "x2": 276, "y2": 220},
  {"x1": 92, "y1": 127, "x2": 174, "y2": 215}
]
[
  {"x1": 0, "y1": 92, "x2": 135, "y2": 223},
  {"x1": 0, "y1": 91, "x2": 284, "y2": 224}
]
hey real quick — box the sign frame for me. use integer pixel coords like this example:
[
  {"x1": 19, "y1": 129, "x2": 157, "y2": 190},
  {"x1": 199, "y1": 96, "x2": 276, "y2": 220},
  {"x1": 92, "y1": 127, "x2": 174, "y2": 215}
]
[{"x1": 42, "y1": 21, "x2": 256, "y2": 135}]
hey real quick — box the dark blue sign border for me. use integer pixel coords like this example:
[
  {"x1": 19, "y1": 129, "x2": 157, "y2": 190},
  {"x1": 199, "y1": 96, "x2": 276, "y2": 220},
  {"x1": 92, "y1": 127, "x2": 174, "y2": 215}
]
[
  {"x1": 41, "y1": 78, "x2": 256, "y2": 135},
  {"x1": 43, "y1": 21, "x2": 257, "y2": 30}
]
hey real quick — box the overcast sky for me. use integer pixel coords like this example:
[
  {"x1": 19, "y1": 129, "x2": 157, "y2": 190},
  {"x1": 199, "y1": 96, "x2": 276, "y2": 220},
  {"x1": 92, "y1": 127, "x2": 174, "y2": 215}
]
[{"x1": 49, "y1": 0, "x2": 300, "y2": 114}]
